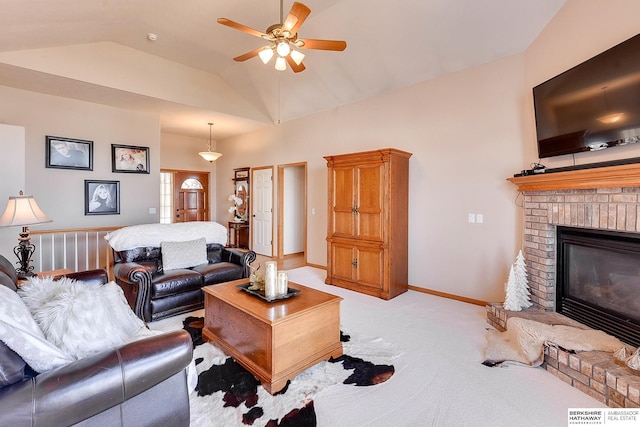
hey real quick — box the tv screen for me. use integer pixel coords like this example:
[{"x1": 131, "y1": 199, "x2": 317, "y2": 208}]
[{"x1": 533, "y1": 33, "x2": 640, "y2": 158}]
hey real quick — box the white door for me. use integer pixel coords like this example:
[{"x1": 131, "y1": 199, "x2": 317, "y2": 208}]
[{"x1": 252, "y1": 168, "x2": 273, "y2": 256}]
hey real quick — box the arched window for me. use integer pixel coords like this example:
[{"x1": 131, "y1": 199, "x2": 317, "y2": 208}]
[{"x1": 181, "y1": 178, "x2": 203, "y2": 189}]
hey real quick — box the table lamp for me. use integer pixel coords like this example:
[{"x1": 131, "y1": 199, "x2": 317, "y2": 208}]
[{"x1": 0, "y1": 191, "x2": 52, "y2": 279}]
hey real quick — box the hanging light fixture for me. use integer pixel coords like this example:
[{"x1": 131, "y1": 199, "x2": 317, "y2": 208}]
[{"x1": 199, "y1": 123, "x2": 222, "y2": 162}]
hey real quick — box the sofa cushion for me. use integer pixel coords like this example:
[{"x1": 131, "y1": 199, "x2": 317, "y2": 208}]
[
  {"x1": 194, "y1": 262, "x2": 244, "y2": 284},
  {"x1": 206, "y1": 244, "x2": 223, "y2": 263},
  {"x1": 151, "y1": 269, "x2": 204, "y2": 298},
  {"x1": 115, "y1": 246, "x2": 163, "y2": 273},
  {"x1": 0, "y1": 341, "x2": 26, "y2": 387},
  {"x1": 0, "y1": 255, "x2": 18, "y2": 286},
  {"x1": 161, "y1": 238, "x2": 208, "y2": 271}
]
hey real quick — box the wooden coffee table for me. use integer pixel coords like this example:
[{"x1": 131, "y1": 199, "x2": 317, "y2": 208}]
[{"x1": 202, "y1": 278, "x2": 343, "y2": 394}]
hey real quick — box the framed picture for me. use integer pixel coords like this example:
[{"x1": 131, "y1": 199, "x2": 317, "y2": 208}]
[
  {"x1": 85, "y1": 180, "x2": 120, "y2": 215},
  {"x1": 111, "y1": 144, "x2": 150, "y2": 173},
  {"x1": 45, "y1": 136, "x2": 93, "y2": 170},
  {"x1": 234, "y1": 167, "x2": 250, "y2": 180}
]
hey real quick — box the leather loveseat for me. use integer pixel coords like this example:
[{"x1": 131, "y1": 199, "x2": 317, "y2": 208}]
[
  {"x1": 0, "y1": 254, "x2": 193, "y2": 427},
  {"x1": 113, "y1": 242, "x2": 256, "y2": 322}
]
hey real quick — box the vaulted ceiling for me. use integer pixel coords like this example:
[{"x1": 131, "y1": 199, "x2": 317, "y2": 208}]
[{"x1": 0, "y1": 0, "x2": 565, "y2": 139}]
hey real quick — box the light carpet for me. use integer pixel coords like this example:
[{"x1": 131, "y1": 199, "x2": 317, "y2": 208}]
[
  {"x1": 148, "y1": 277, "x2": 402, "y2": 426},
  {"x1": 151, "y1": 267, "x2": 607, "y2": 426}
]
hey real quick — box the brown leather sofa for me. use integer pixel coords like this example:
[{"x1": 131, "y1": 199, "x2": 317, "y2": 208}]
[
  {"x1": 0, "y1": 254, "x2": 193, "y2": 427},
  {"x1": 113, "y1": 243, "x2": 256, "y2": 322}
]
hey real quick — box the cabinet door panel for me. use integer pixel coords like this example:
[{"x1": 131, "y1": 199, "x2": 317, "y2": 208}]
[
  {"x1": 355, "y1": 245, "x2": 384, "y2": 290},
  {"x1": 356, "y1": 164, "x2": 383, "y2": 241},
  {"x1": 330, "y1": 243, "x2": 356, "y2": 282},
  {"x1": 331, "y1": 167, "x2": 355, "y2": 237}
]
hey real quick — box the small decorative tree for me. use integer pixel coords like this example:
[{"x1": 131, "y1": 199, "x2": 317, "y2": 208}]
[{"x1": 503, "y1": 250, "x2": 533, "y2": 311}]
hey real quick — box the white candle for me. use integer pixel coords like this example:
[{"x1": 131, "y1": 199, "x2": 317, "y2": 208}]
[
  {"x1": 277, "y1": 271, "x2": 288, "y2": 296},
  {"x1": 264, "y1": 261, "x2": 277, "y2": 298}
]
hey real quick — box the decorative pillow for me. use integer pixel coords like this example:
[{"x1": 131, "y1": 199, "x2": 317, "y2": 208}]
[
  {"x1": 161, "y1": 238, "x2": 208, "y2": 270},
  {"x1": 0, "y1": 285, "x2": 73, "y2": 373},
  {"x1": 19, "y1": 277, "x2": 148, "y2": 360}
]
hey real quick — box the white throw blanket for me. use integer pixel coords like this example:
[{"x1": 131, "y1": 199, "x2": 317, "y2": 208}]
[
  {"x1": 483, "y1": 317, "x2": 624, "y2": 367},
  {"x1": 105, "y1": 222, "x2": 227, "y2": 251}
]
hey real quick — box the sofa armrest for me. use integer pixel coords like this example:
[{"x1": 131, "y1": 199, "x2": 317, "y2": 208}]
[
  {"x1": 113, "y1": 262, "x2": 154, "y2": 321},
  {"x1": 64, "y1": 269, "x2": 109, "y2": 285},
  {"x1": 0, "y1": 330, "x2": 192, "y2": 427},
  {"x1": 222, "y1": 248, "x2": 256, "y2": 277}
]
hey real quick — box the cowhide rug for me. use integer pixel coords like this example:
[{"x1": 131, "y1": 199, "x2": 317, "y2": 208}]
[{"x1": 179, "y1": 316, "x2": 400, "y2": 427}]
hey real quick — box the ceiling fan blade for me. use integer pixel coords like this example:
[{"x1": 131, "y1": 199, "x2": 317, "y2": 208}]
[
  {"x1": 217, "y1": 18, "x2": 266, "y2": 38},
  {"x1": 233, "y1": 47, "x2": 264, "y2": 62},
  {"x1": 286, "y1": 55, "x2": 306, "y2": 73},
  {"x1": 282, "y1": 2, "x2": 311, "y2": 35},
  {"x1": 299, "y1": 39, "x2": 347, "y2": 51}
]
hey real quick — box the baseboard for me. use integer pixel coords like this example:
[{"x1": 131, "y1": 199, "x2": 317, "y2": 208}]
[
  {"x1": 408, "y1": 285, "x2": 487, "y2": 306},
  {"x1": 304, "y1": 263, "x2": 326, "y2": 270}
]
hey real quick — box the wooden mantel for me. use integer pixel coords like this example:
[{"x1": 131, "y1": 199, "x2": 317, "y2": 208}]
[{"x1": 507, "y1": 162, "x2": 640, "y2": 192}]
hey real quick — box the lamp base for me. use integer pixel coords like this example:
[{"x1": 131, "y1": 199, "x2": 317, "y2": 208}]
[{"x1": 14, "y1": 226, "x2": 36, "y2": 280}]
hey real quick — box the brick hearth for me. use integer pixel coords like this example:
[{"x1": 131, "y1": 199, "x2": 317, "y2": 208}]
[
  {"x1": 487, "y1": 303, "x2": 640, "y2": 407},
  {"x1": 486, "y1": 163, "x2": 640, "y2": 407}
]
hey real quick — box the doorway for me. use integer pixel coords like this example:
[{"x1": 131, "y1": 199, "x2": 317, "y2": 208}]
[
  {"x1": 277, "y1": 163, "x2": 307, "y2": 263},
  {"x1": 252, "y1": 167, "x2": 274, "y2": 256},
  {"x1": 160, "y1": 170, "x2": 210, "y2": 223}
]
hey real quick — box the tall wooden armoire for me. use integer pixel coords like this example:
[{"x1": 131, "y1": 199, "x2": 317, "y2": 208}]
[{"x1": 324, "y1": 148, "x2": 412, "y2": 299}]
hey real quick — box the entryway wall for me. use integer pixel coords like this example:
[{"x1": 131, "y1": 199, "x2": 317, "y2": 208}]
[
  {"x1": 278, "y1": 163, "x2": 306, "y2": 259},
  {"x1": 0, "y1": 124, "x2": 26, "y2": 258}
]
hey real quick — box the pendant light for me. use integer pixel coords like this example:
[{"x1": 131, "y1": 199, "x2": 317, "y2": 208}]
[{"x1": 199, "y1": 123, "x2": 222, "y2": 162}]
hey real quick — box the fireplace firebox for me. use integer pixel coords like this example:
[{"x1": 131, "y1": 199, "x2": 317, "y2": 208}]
[{"x1": 557, "y1": 226, "x2": 640, "y2": 347}]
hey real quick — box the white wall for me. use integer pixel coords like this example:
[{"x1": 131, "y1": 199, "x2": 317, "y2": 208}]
[
  {"x1": 160, "y1": 132, "x2": 219, "y2": 221},
  {"x1": 215, "y1": 0, "x2": 640, "y2": 303},
  {"x1": 283, "y1": 165, "x2": 305, "y2": 255},
  {"x1": 217, "y1": 54, "x2": 527, "y2": 302},
  {"x1": 0, "y1": 124, "x2": 26, "y2": 258},
  {"x1": 0, "y1": 86, "x2": 161, "y2": 233},
  {"x1": 523, "y1": 0, "x2": 640, "y2": 169}
]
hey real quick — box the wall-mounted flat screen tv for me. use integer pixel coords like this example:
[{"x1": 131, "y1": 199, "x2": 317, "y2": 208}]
[{"x1": 533, "y1": 33, "x2": 640, "y2": 158}]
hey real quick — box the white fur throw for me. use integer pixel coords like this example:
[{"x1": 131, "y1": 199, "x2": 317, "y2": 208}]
[
  {"x1": 483, "y1": 317, "x2": 624, "y2": 367},
  {"x1": 0, "y1": 285, "x2": 73, "y2": 372},
  {"x1": 105, "y1": 222, "x2": 227, "y2": 251},
  {"x1": 19, "y1": 277, "x2": 150, "y2": 360}
]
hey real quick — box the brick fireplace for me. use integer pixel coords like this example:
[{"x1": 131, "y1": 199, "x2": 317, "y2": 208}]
[{"x1": 486, "y1": 162, "x2": 640, "y2": 407}]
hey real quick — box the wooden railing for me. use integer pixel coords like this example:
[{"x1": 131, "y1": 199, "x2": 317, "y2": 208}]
[{"x1": 30, "y1": 226, "x2": 122, "y2": 280}]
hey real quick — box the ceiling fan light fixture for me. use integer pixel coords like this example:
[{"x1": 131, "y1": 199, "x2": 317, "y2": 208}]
[
  {"x1": 276, "y1": 40, "x2": 291, "y2": 57},
  {"x1": 290, "y1": 49, "x2": 305, "y2": 65},
  {"x1": 275, "y1": 56, "x2": 287, "y2": 71},
  {"x1": 258, "y1": 47, "x2": 274, "y2": 64}
]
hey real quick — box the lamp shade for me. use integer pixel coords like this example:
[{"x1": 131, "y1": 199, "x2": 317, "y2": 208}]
[
  {"x1": 275, "y1": 56, "x2": 287, "y2": 71},
  {"x1": 0, "y1": 194, "x2": 52, "y2": 227},
  {"x1": 199, "y1": 151, "x2": 223, "y2": 162}
]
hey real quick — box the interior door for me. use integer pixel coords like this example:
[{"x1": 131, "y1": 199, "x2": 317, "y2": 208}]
[
  {"x1": 252, "y1": 167, "x2": 273, "y2": 256},
  {"x1": 174, "y1": 171, "x2": 209, "y2": 222}
]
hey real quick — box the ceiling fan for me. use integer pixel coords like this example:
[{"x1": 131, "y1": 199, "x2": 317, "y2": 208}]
[{"x1": 217, "y1": 1, "x2": 346, "y2": 73}]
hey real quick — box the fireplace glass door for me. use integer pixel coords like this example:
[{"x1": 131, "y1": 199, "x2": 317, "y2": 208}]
[{"x1": 557, "y1": 226, "x2": 640, "y2": 347}]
